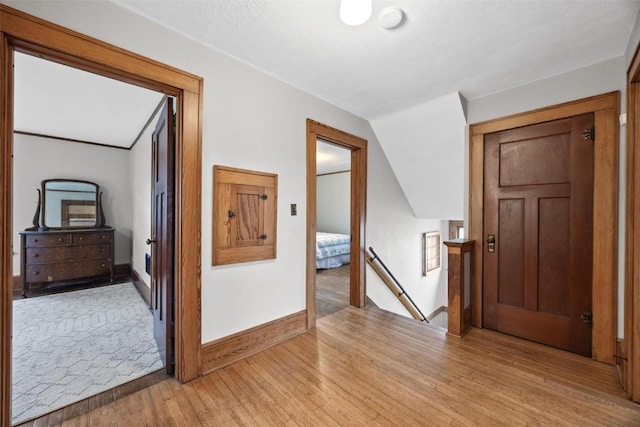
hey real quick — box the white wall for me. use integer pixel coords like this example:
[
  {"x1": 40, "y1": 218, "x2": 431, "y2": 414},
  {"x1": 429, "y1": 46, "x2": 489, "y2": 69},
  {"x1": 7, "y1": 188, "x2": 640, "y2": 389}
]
[
  {"x1": 371, "y1": 92, "x2": 467, "y2": 219},
  {"x1": 129, "y1": 109, "x2": 157, "y2": 287},
  {"x1": 317, "y1": 172, "x2": 350, "y2": 235},
  {"x1": 626, "y1": 9, "x2": 640, "y2": 68},
  {"x1": 12, "y1": 133, "x2": 132, "y2": 272},
  {"x1": 366, "y1": 138, "x2": 449, "y2": 319},
  {"x1": 466, "y1": 56, "x2": 627, "y2": 337}
]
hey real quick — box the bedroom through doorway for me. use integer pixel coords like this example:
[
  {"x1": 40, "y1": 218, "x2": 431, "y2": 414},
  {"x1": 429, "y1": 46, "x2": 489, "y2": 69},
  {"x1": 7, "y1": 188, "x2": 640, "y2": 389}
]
[
  {"x1": 315, "y1": 140, "x2": 353, "y2": 319},
  {"x1": 10, "y1": 51, "x2": 167, "y2": 424}
]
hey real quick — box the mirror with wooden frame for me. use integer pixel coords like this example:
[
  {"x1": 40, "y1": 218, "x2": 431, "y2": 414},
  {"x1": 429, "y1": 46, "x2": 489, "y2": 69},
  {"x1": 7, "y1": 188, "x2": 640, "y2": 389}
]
[{"x1": 32, "y1": 179, "x2": 106, "y2": 230}]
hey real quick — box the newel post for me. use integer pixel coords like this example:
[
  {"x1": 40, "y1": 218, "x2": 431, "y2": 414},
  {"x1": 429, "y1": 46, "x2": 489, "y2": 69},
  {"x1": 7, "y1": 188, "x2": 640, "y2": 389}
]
[{"x1": 443, "y1": 239, "x2": 475, "y2": 337}]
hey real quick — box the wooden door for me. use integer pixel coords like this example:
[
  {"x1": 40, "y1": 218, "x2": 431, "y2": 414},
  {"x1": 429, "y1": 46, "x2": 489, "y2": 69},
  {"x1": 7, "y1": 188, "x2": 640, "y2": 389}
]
[
  {"x1": 151, "y1": 98, "x2": 175, "y2": 373},
  {"x1": 483, "y1": 113, "x2": 594, "y2": 357}
]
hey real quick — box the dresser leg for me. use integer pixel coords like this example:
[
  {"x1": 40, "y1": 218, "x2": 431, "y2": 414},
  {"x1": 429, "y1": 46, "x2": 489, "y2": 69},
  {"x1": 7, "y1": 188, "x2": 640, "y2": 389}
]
[{"x1": 21, "y1": 282, "x2": 28, "y2": 298}]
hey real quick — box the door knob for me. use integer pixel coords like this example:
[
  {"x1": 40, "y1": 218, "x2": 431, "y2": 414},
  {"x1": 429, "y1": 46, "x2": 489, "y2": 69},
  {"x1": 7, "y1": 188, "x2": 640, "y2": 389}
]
[{"x1": 146, "y1": 238, "x2": 156, "y2": 245}]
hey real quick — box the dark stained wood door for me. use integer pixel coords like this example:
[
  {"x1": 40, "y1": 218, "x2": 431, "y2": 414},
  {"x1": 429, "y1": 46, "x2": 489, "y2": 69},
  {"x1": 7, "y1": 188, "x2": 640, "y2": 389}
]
[
  {"x1": 151, "y1": 98, "x2": 175, "y2": 374},
  {"x1": 483, "y1": 113, "x2": 594, "y2": 356}
]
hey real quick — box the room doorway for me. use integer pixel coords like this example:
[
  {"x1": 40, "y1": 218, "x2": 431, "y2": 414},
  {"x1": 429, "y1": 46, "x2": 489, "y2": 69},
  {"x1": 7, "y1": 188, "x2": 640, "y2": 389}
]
[
  {"x1": 0, "y1": 6, "x2": 203, "y2": 423},
  {"x1": 10, "y1": 51, "x2": 174, "y2": 423},
  {"x1": 315, "y1": 140, "x2": 352, "y2": 319},
  {"x1": 305, "y1": 119, "x2": 367, "y2": 329}
]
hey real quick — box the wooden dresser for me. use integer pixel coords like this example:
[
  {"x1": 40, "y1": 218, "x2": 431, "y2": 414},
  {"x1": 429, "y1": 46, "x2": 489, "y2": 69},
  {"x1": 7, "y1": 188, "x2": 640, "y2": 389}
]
[{"x1": 19, "y1": 227, "x2": 114, "y2": 296}]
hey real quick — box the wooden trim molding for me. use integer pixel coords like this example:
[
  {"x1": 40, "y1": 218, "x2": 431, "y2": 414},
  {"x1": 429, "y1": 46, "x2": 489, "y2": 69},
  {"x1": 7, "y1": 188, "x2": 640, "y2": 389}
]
[
  {"x1": 200, "y1": 311, "x2": 307, "y2": 375},
  {"x1": 469, "y1": 91, "x2": 620, "y2": 365},
  {"x1": 0, "y1": 5, "x2": 203, "y2": 423},
  {"x1": 14, "y1": 130, "x2": 129, "y2": 151},
  {"x1": 617, "y1": 338, "x2": 628, "y2": 389},
  {"x1": 306, "y1": 119, "x2": 367, "y2": 330},
  {"x1": 131, "y1": 267, "x2": 151, "y2": 308},
  {"x1": 626, "y1": 39, "x2": 640, "y2": 401},
  {"x1": 0, "y1": 29, "x2": 12, "y2": 427}
]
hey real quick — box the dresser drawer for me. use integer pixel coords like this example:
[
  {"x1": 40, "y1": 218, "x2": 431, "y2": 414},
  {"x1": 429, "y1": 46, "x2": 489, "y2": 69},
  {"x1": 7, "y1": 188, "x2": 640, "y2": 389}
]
[
  {"x1": 72, "y1": 231, "x2": 112, "y2": 245},
  {"x1": 25, "y1": 258, "x2": 112, "y2": 282},
  {"x1": 25, "y1": 233, "x2": 71, "y2": 248},
  {"x1": 25, "y1": 244, "x2": 110, "y2": 264}
]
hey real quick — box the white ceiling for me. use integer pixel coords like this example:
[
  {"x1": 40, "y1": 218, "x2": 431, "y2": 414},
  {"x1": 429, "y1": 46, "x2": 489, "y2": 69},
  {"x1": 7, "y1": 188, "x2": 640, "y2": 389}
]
[
  {"x1": 12, "y1": 1, "x2": 640, "y2": 147},
  {"x1": 117, "y1": 0, "x2": 640, "y2": 120},
  {"x1": 14, "y1": 52, "x2": 164, "y2": 148}
]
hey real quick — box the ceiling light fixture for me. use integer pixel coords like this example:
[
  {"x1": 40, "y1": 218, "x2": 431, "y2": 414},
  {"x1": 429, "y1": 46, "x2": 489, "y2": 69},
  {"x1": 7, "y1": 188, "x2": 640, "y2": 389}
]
[{"x1": 340, "y1": 0, "x2": 372, "y2": 26}]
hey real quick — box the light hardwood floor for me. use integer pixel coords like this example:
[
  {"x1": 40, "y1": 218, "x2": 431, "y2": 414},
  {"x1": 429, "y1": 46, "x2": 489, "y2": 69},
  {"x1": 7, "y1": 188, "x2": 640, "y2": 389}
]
[
  {"x1": 316, "y1": 265, "x2": 376, "y2": 319},
  {"x1": 21, "y1": 302, "x2": 640, "y2": 426},
  {"x1": 316, "y1": 265, "x2": 351, "y2": 319}
]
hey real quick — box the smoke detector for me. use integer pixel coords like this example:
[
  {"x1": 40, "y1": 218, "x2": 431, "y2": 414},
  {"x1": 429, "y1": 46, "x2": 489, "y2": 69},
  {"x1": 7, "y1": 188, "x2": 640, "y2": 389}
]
[{"x1": 379, "y1": 7, "x2": 404, "y2": 29}]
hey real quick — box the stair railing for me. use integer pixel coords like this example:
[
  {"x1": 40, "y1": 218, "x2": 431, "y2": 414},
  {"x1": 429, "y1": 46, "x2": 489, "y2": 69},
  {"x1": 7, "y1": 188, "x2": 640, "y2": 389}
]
[{"x1": 366, "y1": 247, "x2": 429, "y2": 323}]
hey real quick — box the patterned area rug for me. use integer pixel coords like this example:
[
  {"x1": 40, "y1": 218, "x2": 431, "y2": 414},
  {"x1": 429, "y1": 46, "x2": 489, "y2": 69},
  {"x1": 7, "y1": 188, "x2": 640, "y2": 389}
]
[{"x1": 12, "y1": 283, "x2": 163, "y2": 424}]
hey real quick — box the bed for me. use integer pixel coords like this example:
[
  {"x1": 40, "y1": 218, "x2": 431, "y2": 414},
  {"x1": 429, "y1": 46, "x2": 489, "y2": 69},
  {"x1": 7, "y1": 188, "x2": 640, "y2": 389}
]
[{"x1": 316, "y1": 232, "x2": 350, "y2": 269}]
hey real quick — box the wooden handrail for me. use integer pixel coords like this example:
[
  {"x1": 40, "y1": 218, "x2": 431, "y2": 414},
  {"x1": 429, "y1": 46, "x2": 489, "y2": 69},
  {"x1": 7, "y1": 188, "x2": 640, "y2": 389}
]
[{"x1": 366, "y1": 247, "x2": 428, "y2": 323}]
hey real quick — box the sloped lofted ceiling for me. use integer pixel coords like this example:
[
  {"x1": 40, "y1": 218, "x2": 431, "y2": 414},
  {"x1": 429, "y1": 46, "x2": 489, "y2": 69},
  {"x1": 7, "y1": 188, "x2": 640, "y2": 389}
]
[{"x1": 14, "y1": 52, "x2": 164, "y2": 149}]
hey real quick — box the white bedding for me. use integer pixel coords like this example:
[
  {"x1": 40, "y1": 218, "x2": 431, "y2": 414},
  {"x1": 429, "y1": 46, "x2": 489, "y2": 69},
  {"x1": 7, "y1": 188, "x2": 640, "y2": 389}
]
[{"x1": 316, "y1": 232, "x2": 350, "y2": 269}]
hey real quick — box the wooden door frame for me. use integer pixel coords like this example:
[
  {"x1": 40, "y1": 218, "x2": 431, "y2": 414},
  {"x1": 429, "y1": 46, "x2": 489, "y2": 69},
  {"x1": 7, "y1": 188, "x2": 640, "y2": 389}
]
[
  {"x1": 0, "y1": 5, "x2": 203, "y2": 423},
  {"x1": 469, "y1": 92, "x2": 620, "y2": 364},
  {"x1": 625, "y1": 41, "x2": 640, "y2": 401},
  {"x1": 306, "y1": 119, "x2": 367, "y2": 329}
]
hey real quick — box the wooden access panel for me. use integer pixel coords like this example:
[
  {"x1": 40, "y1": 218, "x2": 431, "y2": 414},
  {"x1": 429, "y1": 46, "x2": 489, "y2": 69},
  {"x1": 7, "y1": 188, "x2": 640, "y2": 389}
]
[
  {"x1": 483, "y1": 114, "x2": 594, "y2": 356},
  {"x1": 212, "y1": 165, "x2": 277, "y2": 265}
]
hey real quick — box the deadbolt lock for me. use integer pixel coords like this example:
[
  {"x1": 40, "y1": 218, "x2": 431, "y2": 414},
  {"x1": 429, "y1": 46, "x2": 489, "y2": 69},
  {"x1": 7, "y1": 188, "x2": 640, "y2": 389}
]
[{"x1": 487, "y1": 235, "x2": 496, "y2": 253}]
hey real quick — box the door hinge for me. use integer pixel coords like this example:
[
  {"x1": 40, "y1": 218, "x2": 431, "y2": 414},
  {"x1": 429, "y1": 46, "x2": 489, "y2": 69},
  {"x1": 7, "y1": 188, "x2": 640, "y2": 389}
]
[
  {"x1": 582, "y1": 126, "x2": 595, "y2": 141},
  {"x1": 260, "y1": 194, "x2": 268, "y2": 200},
  {"x1": 580, "y1": 311, "x2": 593, "y2": 325}
]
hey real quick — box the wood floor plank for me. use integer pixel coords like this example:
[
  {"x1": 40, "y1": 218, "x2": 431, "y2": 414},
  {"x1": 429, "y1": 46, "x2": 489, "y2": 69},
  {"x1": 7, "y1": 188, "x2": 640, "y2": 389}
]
[{"x1": 52, "y1": 304, "x2": 640, "y2": 426}]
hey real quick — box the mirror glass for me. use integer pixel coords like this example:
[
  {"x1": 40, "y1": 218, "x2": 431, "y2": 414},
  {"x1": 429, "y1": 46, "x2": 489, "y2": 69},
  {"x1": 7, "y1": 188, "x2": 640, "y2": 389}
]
[{"x1": 43, "y1": 180, "x2": 98, "y2": 228}]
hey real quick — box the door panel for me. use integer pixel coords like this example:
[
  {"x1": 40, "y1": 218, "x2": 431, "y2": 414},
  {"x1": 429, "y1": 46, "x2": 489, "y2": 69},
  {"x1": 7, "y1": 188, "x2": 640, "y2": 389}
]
[
  {"x1": 497, "y1": 199, "x2": 524, "y2": 307},
  {"x1": 538, "y1": 197, "x2": 569, "y2": 316},
  {"x1": 483, "y1": 113, "x2": 594, "y2": 356},
  {"x1": 499, "y1": 135, "x2": 570, "y2": 186},
  {"x1": 151, "y1": 98, "x2": 175, "y2": 374},
  {"x1": 231, "y1": 184, "x2": 265, "y2": 248}
]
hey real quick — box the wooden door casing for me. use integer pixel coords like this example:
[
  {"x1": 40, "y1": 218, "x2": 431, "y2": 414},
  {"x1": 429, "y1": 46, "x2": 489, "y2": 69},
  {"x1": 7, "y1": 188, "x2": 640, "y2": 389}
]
[
  {"x1": 151, "y1": 98, "x2": 175, "y2": 374},
  {"x1": 469, "y1": 92, "x2": 619, "y2": 365},
  {"x1": 483, "y1": 114, "x2": 594, "y2": 356},
  {"x1": 306, "y1": 120, "x2": 367, "y2": 330}
]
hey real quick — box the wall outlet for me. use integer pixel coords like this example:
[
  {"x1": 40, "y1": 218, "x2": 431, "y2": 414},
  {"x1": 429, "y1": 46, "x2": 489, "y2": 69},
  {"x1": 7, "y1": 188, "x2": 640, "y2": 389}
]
[{"x1": 145, "y1": 253, "x2": 151, "y2": 275}]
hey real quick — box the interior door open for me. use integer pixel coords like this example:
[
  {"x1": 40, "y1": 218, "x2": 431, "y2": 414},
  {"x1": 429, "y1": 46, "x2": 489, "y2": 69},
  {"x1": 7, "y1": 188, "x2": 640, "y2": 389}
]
[
  {"x1": 483, "y1": 113, "x2": 594, "y2": 357},
  {"x1": 150, "y1": 97, "x2": 175, "y2": 374}
]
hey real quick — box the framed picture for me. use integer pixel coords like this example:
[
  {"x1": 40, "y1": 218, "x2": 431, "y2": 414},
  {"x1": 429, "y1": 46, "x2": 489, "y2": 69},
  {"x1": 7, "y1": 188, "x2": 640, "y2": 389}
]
[{"x1": 423, "y1": 231, "x2": 441, "y2": 275}]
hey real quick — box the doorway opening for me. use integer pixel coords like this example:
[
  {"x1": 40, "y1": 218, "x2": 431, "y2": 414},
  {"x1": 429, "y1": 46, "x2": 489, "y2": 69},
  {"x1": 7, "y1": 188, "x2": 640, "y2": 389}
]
[
  {"x1": 306, "y1": 119, "x2": 367, "y2": 329},
  {"x1": 10, "y1": 51, "x2": 173, "y2": 424},
  {"x1": 315, "y1": 140, "x2": 352, "y2": 319},
  {"x1": 0, "y1": 6, "x2": 203, "y2": 424}
]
